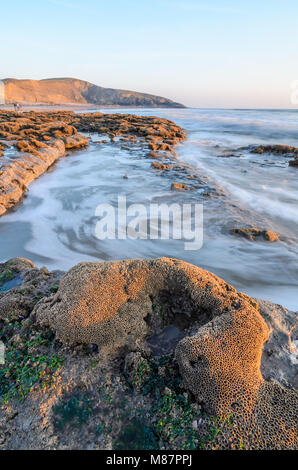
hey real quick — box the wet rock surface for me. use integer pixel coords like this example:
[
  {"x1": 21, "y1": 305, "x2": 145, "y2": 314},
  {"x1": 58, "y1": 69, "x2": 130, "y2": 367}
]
[
  {"x1": 216, "y1": 144, "x2": 298, "y2": 167},
  {"x1": 171, "y1": 182, "x2": 191, "y2": 191},
  {"x1": 247, "y1": 144, "x2": 298, "y2": 156},
  {"x1": 289, "y1": 157, "x2": 298, "y2": 167},
  {"x1": 245, "y1": 144, "x2": 298, "y2": 167},
  {"x1": 0, "y1": 257, "x2": 297, "y2": 450},
  {"x1": 230, "y1": 227, "x2": 279, "y2": 242}
]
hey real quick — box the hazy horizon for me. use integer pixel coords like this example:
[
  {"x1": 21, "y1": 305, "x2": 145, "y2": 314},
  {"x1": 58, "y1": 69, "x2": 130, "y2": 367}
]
[{"x1": 1, "y1": 0, "x2": 298, "y2": 109}]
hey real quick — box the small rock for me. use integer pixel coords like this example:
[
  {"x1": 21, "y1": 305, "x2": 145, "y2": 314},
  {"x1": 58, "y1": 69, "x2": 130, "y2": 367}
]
[
  {"x1": 151, "y1": 162, "x2": 173, "y2": 170},
  {"x1": 230, "y1": 227, "x2": 279, "y2": 243},
  {"x1": 171, "y1": 182, "x2": 190, "y2": 191}
]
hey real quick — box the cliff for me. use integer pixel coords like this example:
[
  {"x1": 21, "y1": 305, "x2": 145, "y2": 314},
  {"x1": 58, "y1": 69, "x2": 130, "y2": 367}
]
[{"x1": 2, "y1": 78, "x2": 185, "y2": 108}]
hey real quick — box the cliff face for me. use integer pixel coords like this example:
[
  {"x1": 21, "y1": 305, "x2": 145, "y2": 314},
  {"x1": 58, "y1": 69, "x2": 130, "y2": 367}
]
[{"x1": 2, "y1": 78, "x2": 185, "y2": 108}]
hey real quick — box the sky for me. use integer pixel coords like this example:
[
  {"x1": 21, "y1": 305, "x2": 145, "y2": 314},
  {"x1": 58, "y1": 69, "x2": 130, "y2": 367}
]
[{"x1": 1, "y1": 0, "x2": 298, "y2": 108}]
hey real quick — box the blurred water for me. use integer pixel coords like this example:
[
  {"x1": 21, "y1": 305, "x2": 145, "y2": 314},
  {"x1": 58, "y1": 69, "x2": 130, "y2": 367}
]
[{"x1": 0, "y1": 108, "x2": 297, "y2": 309}]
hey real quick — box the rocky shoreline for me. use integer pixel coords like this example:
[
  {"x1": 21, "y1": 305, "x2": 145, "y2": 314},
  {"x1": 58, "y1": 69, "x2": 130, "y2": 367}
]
[
  {"x1": 0, "y1": 110, "x2": 186, "y2": 216},
  {"x1": 0, "y1": 111, "x2": 284, "y2": 245},
  {"x1": 0, "y1": 112, "x2": 297, "y2": 450},
  {"x1": 0, "y1": 257, "x2": 297, "y2": 450}
]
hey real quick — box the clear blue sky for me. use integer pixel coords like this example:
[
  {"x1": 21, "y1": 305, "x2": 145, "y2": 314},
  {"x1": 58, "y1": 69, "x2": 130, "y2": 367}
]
[{"x1": 1, "y1": 0, "x2": 298, "y2": 108}]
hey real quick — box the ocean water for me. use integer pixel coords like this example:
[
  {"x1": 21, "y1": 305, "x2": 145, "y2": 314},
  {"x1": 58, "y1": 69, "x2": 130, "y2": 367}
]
[{"x1": 0, "y1": 108, "x2": 297, "y2": 310}]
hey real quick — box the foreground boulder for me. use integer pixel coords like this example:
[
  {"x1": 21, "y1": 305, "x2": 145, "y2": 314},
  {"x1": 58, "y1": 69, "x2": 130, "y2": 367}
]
[
  {"x1": 0, "y1": 257, "x2": 297, "y2": 450},
  {"x1": 34, "y1": 258, "x2": 267, "y2": 353}
]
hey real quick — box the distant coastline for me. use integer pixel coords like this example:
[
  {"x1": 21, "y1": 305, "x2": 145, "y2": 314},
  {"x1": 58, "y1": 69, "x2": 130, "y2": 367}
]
[{"x1": 1, "y1": 77, "x2": 186, "y2": 108}]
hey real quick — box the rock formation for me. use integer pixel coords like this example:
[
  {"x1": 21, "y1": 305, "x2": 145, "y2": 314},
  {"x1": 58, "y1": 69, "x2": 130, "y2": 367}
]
[
  {"x1": 34, "y1": 258, "x2": 261, "y2": 351},
  {"x1": 230, "y1": 227, "x2": 279, "y2": 242},
  {"x1": 0, "y1": 110, "x2": 186, "y2": 216},
  {"x1": 246, "y1": 144, "x2": 298, "y2": 168},
  {"x1": 0, "y1": 257, "x2": 297, "y2": 450}
]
